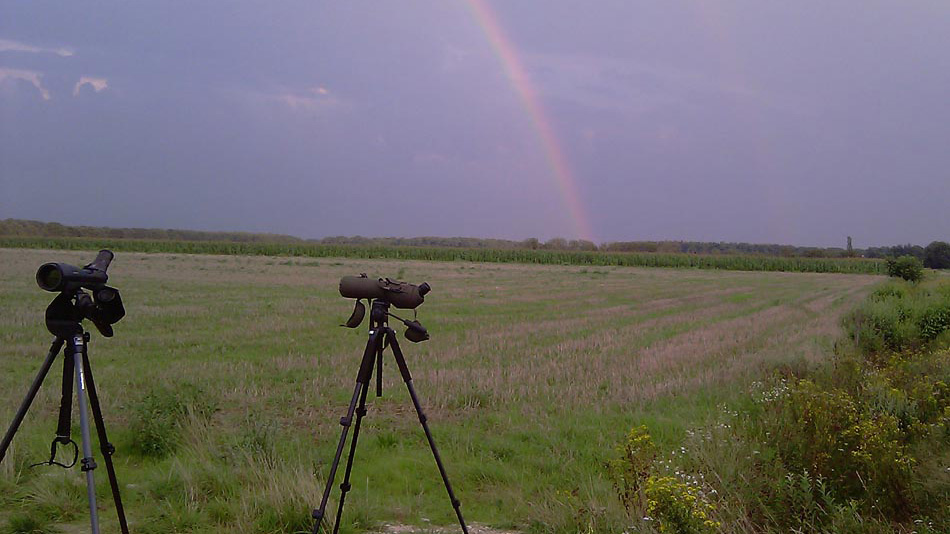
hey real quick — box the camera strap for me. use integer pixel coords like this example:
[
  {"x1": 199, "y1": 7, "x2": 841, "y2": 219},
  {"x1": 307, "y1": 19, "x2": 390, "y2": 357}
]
[
  {"x1": 30, "y1": 351, "x2": 79, "y2": 469},
  {"x1": 56, "y1": 351, "x2": 75, "y2": 441}
]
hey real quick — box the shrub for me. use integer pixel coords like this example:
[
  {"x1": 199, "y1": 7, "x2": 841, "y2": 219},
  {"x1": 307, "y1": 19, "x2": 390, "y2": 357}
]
[
  {"x1": 918, "y1": 303, "x2": 950, "y2": 342},
  {"x1": 751, "y1": 379, "x2": 915, "y2": 517},
  {"x1": 644, "y1": 475, "x2": 719, "y2": 534},
  {"x1": 887, "y1": 255, "x2": 924, "y2": 283},
  {"x1": 869, "y1": 282, "x2": 908, "y2": 302},
  {"x1": 845, "y1": 280, "x2": 950, "y2": 352}
]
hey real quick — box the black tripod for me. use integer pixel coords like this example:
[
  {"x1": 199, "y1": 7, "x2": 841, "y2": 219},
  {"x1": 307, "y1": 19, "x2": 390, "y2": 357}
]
[
  {"x1": 0, "y1": 291, "x2": 129, "y2": 534},
  {"x1": 312, "y1": 299, "x2": 469, "y2": 534}
]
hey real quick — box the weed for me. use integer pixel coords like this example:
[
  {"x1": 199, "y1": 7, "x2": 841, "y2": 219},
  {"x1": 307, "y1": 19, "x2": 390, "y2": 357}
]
[
  {"x1": 605, "y1": 426, "x2": 655, "y2": 512},
  {"x1": 128, "y1": 384, "x2": 216, "y2": 458},
  {"x1": 644, "y1": 475, "x2": 719, "y2": 534},
  {"x1": 2, "y1": 513, "x2": 56, "y2": 534}
]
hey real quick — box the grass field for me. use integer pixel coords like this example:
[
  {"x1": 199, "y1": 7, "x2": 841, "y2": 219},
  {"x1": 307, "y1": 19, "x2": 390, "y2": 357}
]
[{"x1": 0, "y1": 249, "x2": 880, "y2": 533}]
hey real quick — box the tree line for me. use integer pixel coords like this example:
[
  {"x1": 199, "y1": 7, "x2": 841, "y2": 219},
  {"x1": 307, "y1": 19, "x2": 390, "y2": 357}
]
[
  {"x1": 1, "y1": 218, "x2": 947, "y2": 267},
  {"x1": 0, "y1": 218, "x2": 302, "y2": 243}
]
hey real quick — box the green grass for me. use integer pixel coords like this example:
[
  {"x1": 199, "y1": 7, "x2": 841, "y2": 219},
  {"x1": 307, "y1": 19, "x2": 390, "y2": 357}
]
[
  {"x1": 0, "y1": 236, "x2": 887, "y2": 274},
  {"x1": 0, "y1": 249, "x2": 880, "y2": 533}
]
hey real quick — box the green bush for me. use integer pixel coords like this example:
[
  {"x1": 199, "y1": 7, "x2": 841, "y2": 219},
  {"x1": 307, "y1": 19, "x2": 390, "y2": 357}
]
[
  {"x1": 751, "y1": 379, "x2": 915, "y2": 515},
  {"x1": 869, "y1": 282, "x2": 908, "y2": 302},
  {"x1": 886, "y1": 255, "x2": 924, "y2": 283},
  {"x1": 918, "y1": 303, "x2": 950, "y2": 342},
  {"x1": 845, "y1": 279, "x2": 950, "y2": 353}
]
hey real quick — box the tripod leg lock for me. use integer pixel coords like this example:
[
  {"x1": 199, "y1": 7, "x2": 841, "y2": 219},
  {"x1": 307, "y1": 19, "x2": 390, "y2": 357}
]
[
  {"x1": 80, "y1": 457, "x2": 97, "y2": 472},
  {"x1": 312, "y1": 509, "x2": 324, "y2": 520},
  {"x1": 340, "y1": 482, "x2": 351, "y2": 492},
  {"x1": 339, "y1": 416, "x2": 351, "y2": 427},
  {"x1": 103, "y1": 442, "x2": 116, "y2": 456},
  {"x1": 356, "y1": 407, "x2": 367, "y2": 417},
  {"x1": 452, "y1": 499, "x2": 461, "y2": 508}
]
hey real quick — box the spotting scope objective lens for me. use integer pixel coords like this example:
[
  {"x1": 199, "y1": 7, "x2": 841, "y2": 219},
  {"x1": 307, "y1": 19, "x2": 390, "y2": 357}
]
[
  {"x1": 36, "y1": 264, "x2": 64, "y2": 292},
  {"x1": 418, "y1": 282, "x2": 431, "y2": 297}
]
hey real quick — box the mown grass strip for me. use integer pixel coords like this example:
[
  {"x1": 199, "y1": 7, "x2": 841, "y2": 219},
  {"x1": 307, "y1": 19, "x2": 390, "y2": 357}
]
[{"x1": 0, "y1": 236, "x2": 886, "y2": 274}]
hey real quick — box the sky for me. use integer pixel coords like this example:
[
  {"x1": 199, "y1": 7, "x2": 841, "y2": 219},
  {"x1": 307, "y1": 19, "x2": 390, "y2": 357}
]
[{"x1": 1, "y1": 1, "x2": 948, "y2": 247}]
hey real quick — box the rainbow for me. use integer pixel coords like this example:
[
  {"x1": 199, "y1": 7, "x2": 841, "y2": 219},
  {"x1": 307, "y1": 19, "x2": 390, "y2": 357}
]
[{"x1": 464, "y1": 0, "x2": 596, "y2": 243}]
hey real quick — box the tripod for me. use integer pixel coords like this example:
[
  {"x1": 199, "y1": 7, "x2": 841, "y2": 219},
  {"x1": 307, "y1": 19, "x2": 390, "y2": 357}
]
[
  {"x1": 312, "y1": 299, "x2": 469, "y2": 534},
  {"x1": 0, "y1": 295, "x2": 129, "y2": 534}
]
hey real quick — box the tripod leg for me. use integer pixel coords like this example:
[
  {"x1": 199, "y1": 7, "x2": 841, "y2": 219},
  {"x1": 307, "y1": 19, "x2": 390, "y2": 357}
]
[
  {"x1": 386, "y1": 331, "x2": 470, "y2": 534},
  {"x1": 81, "y1": 352, "x2": 130, "y2": 534},
  {"x1": 313, "y1": 329, "x2": 383, "y2": 534},
  {"x1": 0, "y1": 338, "x2": 64, "y2": 464},
  {"x1": 331, "y1": 364, "x2": 374, "y2": 534},
  {"x1": 68, "y1": 334, "x2": 101, "y2": 534}
]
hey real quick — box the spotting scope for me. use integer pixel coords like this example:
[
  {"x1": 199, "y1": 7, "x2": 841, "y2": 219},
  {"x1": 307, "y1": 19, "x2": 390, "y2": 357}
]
[
  {"x1": 36, "y1": 250, "x2": 125, "y2": 338},
  {"x1": 37, "y1": 250, "x2": 114, "y2": 293},
  {"x1": 339, "y1": 275, "x2": 430, "y2": 309}
]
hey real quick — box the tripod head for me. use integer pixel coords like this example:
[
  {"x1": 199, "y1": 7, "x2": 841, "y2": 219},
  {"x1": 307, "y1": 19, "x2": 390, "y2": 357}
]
[
  {"x1": 340, "y1": 275, "x2": 430, "y2": 342},
  {"x1": 38, "y1": 250, "x2": 125, "y2": 338}
]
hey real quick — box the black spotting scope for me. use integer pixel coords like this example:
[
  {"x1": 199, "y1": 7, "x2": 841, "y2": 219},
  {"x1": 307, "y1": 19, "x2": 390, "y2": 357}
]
[
  {"x1": 339, "y1": 274, "x2": 431, "y2": 342},
  {"x1": 37, "y1": 250, "x2": 114, "y2": 292},
  {"x1": 340, "y1": 274, "x2": 430, "y2": 309},
  {"x1": 37, "y1": 250, "x2": 125, "y2": 338}
]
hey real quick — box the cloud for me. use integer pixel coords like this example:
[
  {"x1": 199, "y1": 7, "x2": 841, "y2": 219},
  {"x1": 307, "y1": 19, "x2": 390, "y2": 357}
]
[
  {"x1": 520, "y1": 52, "x2": 686, "y2": 116},
  {"x1": 412, "y1": 151, "x2": 451, "y2": 165},
  {"x1": 223, "y1": 84, "x2": 351, "y2": 121},
  {"x1": 0, "y1": 67, "x2": 51, "y2": 100},
  {"x1": 0, "y1": 38, "x2": 74, "y2": 57},
  {"x1": 240, "y1": 85, "x2": 347, "y2": 114},
  {"x1": 521, "y1": 52, "x2": 772, "y2": 116},
  {"x1": 73, "y1": 76, "x2": 109, "y2": 96}
]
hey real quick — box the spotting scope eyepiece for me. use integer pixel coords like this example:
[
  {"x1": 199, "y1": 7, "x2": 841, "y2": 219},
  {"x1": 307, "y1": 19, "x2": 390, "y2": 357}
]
[
  {"x1": 36, "y1": 250, "x2": 113, "y2": 292},
  {"x1": 339, "y1": 274, "x2": 430, "y2": 310}
]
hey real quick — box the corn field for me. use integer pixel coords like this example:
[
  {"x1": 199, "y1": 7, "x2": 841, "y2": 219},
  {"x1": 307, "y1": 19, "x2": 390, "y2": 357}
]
[{"x1": 0, "y1": 236, "x2": 887, "y2": 274}]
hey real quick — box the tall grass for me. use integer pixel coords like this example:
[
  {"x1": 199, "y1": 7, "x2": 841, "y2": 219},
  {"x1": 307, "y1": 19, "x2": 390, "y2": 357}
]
[
  {"x1": 0, "y1": 237, "x2": 886, "y2": 274},
  {"x1": 606, "y1": 278, "x2": 950, "y2": 533}
]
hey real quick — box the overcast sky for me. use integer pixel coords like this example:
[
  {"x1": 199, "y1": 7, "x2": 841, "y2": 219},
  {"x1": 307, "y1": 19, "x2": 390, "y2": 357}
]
[{"x1": 1, "y1": 1, "x2": 948, "y2": 247}]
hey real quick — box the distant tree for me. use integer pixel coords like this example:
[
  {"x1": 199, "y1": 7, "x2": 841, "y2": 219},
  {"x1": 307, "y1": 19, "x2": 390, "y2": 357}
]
[
  {"x1": 846, "y1": 236, "x2": 855, "y2": 257},
  {"x1": 891, "y1": 244, "x2": 926, "y2": 260},
  {"x1": 521, "y1": 237, "x2": 540, "y2": 250},
  {"x1": 779, "y1": 245, "x2": 797, "y2": 257},
  {"x1": 568, "y1": 239, "x2": 597, "y2": 251},
  {"x1": 864, "y1": 246, "x2": 892, "y2": 259},
  {"x1": 544, "y1": 237, "x2": 568, "y2": 250},
  {"x1": 886, "y1": 255, "x2": 924, "y2": 283},
  {"x1": 924, "y1": 241, "x2": 950, "y2": 269}
]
